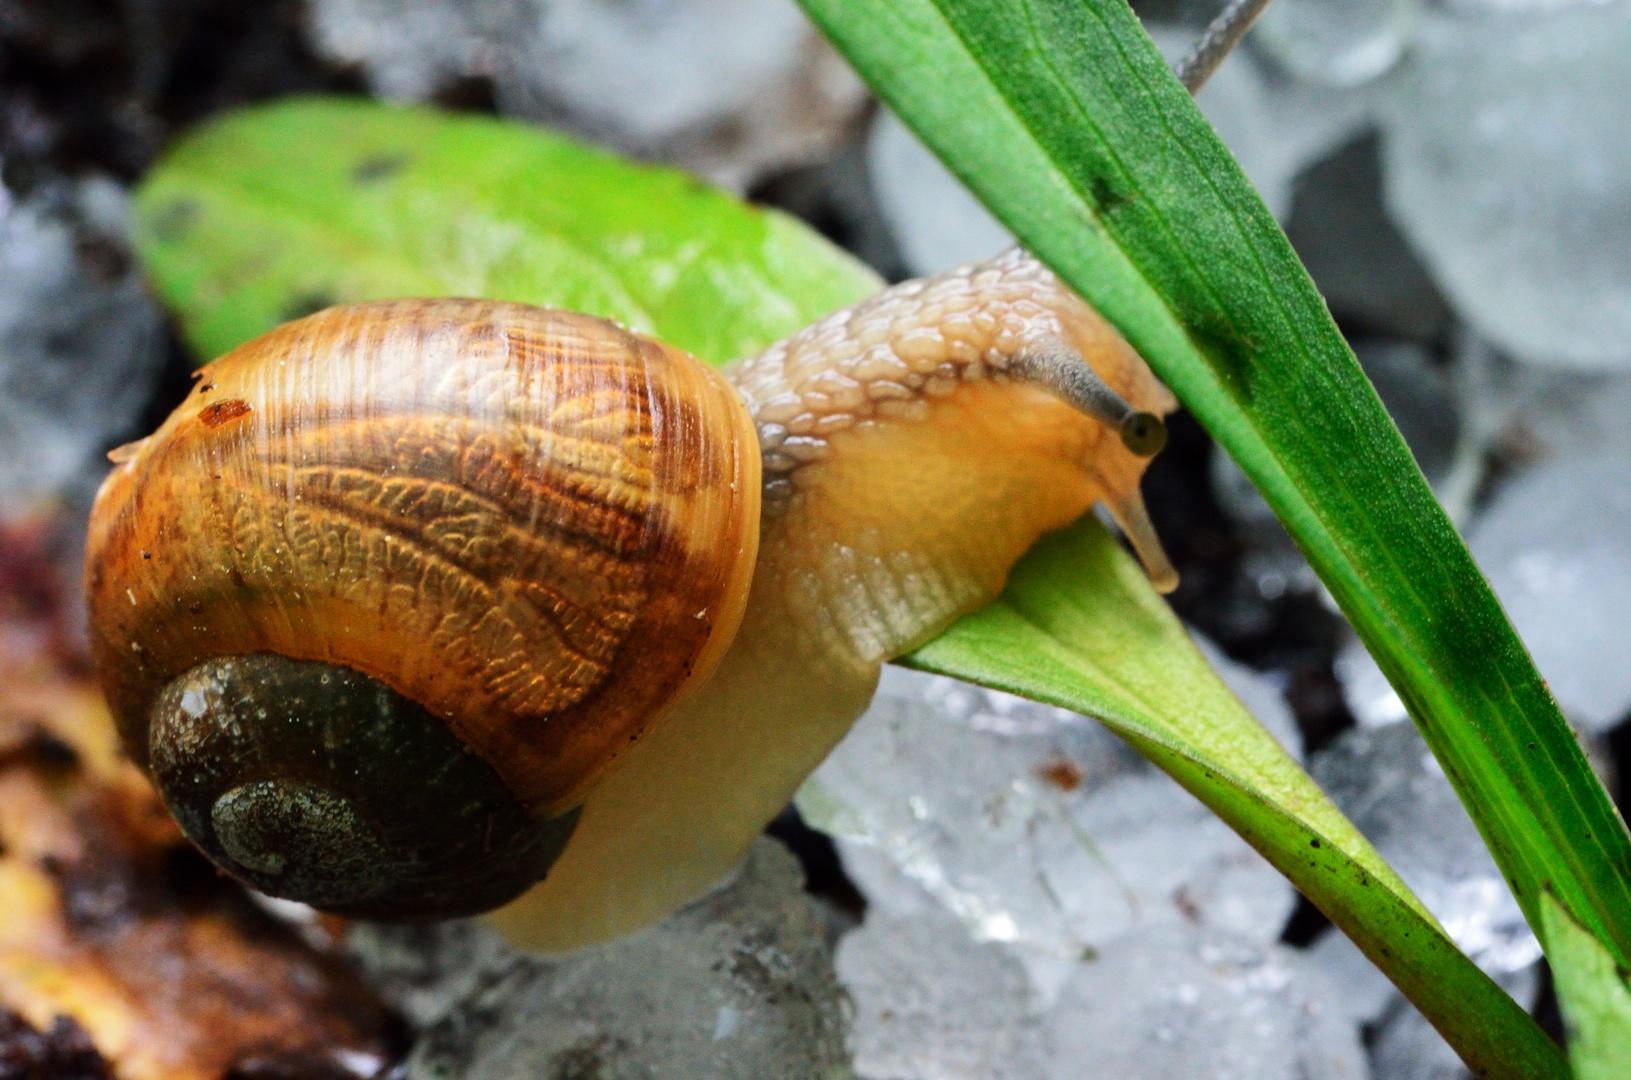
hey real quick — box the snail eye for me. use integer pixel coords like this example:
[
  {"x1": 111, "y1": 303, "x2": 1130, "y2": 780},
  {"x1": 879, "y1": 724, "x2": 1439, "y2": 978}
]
[{"x1": 1120, "y1": 411, "x2": 1168, "y2": 457}]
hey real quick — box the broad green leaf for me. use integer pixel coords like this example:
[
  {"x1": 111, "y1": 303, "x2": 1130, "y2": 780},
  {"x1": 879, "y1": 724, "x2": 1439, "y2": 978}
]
[
  {"x1": 800, "y1": 0, "x2": 1631, "y2": 1050},
  {"x1": 906, "y1": 519, "x2": 1565, "y2": 1079},
  {"x1": 1544, "y1": 893, "x2": 1631, "y2": 1079},
  {"x1": 133, "y1": 96, "x2": 880, "y2": 366}
]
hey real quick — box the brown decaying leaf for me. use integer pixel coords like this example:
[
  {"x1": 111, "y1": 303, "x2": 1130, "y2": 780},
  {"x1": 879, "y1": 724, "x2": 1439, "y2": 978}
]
[
  {"x1": 0, "y1": 1005, "x2": 113, "y2": 1079},
  {"x1": 0, "y1": 656, "x2": 398, "y2": 1080}
]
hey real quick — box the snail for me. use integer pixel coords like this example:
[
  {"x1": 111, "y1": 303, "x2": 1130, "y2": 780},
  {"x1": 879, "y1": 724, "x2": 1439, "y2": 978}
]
[{"x1": 85, "y1": 247, "x2": 1176, "y2": 950}]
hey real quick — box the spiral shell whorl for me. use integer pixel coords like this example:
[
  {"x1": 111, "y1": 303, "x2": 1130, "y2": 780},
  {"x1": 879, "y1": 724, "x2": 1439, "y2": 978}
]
[{"x1": 149, "y1": 653, "x2": 580, "y2": 919}]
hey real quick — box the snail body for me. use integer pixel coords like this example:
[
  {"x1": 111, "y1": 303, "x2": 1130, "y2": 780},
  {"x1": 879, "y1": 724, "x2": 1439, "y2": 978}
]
[{"x1": 86, "y1": 249, "x2": 1175, "y2": 946}]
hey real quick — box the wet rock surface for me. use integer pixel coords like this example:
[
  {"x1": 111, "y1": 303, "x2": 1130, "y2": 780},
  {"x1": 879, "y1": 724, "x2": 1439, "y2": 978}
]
[
  {"x1": 0, "y1": 669, "x2": 399, "y2": 1080},
  {"x1": 0, "y1": 0, "x2": 356, "y2": 185},
  {"x1": 0, "y1": 1008, "x2": 113, "y2": 1080}
]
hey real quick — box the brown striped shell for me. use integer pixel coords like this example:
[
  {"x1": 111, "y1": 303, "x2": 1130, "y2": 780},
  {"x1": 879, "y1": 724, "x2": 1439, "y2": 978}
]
[{"x1": 86, "y1": 300, "x2": 761, "y2": 822}]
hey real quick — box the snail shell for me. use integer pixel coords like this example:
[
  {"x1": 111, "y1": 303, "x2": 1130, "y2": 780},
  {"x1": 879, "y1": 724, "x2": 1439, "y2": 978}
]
[{"x1": 86, "y1": 300, "x2": 759, "y2": 918}]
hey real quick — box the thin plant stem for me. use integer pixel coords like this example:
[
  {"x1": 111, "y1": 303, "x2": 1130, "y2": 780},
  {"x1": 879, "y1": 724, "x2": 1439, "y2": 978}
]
[
  {"x1": 1434, "y1": 325, "x2": 1510, "y2": 528},
  {"x1": 1175, "y1": 0, "x2": 1278, "y2": 93}
]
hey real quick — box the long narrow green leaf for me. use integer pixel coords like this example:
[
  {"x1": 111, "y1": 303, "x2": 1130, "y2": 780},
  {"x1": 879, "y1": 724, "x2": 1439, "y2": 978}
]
[
  {"x1": 1544, "y1": 893, "x2": 1631, "y2": 1079},
  {"x1": 799, "y1": 0, "x2": 1631, "y2": 996},
  {"x1": 906, "y1": 519, "x2": 1565, "y2": 1078}
]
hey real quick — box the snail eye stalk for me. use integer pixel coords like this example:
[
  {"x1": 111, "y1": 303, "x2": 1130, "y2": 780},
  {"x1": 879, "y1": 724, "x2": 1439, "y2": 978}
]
[{"x1": 1014, "y1": 335, "x2": 1168, "y2": 457}]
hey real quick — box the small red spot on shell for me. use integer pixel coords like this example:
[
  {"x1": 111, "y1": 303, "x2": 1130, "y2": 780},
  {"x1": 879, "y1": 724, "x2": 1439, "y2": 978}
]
[
  {"x1": 199, "y1": 399, "x2": 251, "y2": 428},
  {"x1": 1038, "y1": 758, "x2": 1085, "y2": 792}
]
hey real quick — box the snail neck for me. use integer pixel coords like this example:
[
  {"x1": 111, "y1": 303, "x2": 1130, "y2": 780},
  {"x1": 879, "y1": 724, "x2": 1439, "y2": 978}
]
[
  {"x1": 728, "y1": 248, "x2": 1178, "y2": 660},
  {"x1": 754, "y1": 380, "x2": 1110, "y2": 664}
]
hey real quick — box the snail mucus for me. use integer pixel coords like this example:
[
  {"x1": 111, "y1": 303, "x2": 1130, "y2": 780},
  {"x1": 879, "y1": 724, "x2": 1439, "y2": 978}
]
[{"x1": 86, "y1": 248, "x2": 1178, "y2": 950}]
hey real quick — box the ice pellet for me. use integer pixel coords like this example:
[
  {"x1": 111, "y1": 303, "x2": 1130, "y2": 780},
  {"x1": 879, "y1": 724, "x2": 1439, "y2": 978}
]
[
  {"x1": 1380, "y1": 5, "x2": 1631, "y2": 369},
  {"x1": 348, "y1": 839, "x2": 851, "y2": 1079},
  {"x1": 1311, "y1": 723, "x2": 1540, "y2": 973},
  {"x1": 799, "y1": 660, "x2": 1299, "y2": 960}
]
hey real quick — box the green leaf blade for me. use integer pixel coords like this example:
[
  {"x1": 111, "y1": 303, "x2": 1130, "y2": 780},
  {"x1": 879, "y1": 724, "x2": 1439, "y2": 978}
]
[
  {"x1": 906, "y1": 519, "x2": 1567, "y2": 1078},
  {"x1": 1545, "y1": 893, "x2": 1631, "y2": 1079},
  {"x1": 800, "y1": 0, "x2": 1631, "y2": 994},
  {"x1": 134, "y1": 96, "x2": 880, "y2": 366}
]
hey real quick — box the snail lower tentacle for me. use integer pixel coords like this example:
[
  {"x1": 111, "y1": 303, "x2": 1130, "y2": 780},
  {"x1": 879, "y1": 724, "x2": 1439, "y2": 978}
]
[{"x1": 149, "y1": 655, "x2": 582, "y2": 919}]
